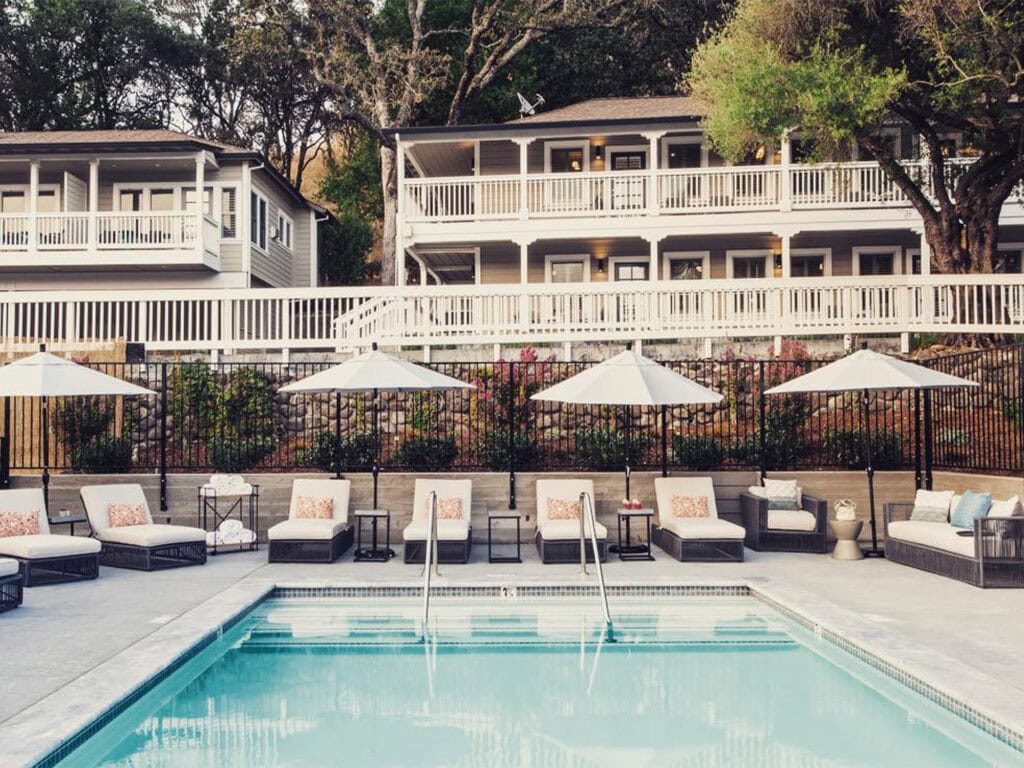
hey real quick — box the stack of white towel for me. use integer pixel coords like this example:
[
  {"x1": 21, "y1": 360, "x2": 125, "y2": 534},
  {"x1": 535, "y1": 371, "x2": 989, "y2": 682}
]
[
  {"x1": 201, "y1": 474, "x2": 257, "y2": 548},
  {"x1": 199, "y1": 474, "x2": 254, "y2": 498},
  {"x1": 206, "y1": 518, "x2": 258, "y2": 548}
]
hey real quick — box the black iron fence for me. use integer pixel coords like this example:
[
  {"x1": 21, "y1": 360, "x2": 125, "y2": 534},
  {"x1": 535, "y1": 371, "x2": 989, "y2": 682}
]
[{"x1": 1, "y1": 346, "x2": 1020, "y2": 498}]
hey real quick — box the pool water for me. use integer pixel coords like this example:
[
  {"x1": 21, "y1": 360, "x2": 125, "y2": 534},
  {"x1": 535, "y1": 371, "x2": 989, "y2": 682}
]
[{"x1": 56, "y1": 597, "x2": 1021, "y2": 767}]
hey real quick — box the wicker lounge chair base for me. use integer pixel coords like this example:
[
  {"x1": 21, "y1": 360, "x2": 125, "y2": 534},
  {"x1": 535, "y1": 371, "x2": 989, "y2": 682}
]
[
  {"x1": 403, "y1": 538, "x2": 471, "y2": 564},
  {"x1": 17, "y1": 553, "x2": 100, "y2": 586},
  {"x1": 100, "y1": 540, "x2": 207, "y2": 571},
  {"x1": 740, "y1": 493, "x2": 829, "y2": 554},
  {"x1": 268, "y1": 526, "x2": 354, "y2": 563},
  {"x1": 536, "y1": 531, "x2": 607, "y2": 564},
  {"x1": 887, "y1": 537, "x2": 1024, "y2": 588},
  {"x1": 653, "y1": 527, "x2": 745, "y2": 562},
  {"x1": 0, "y1": 574, "x2": 23, "y2": 613}
]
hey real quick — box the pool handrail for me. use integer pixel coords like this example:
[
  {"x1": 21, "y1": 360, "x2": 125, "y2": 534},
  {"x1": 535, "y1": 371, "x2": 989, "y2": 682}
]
[
  {"x1": 421, "y1": 490, "x2": 440, "y2": 640},
  {"x1": 579, "y1": 490, "x2": 613, "y2": 637}
]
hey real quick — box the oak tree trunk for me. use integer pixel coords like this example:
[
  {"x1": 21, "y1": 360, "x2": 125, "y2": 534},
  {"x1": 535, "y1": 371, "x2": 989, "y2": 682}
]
[{"x1": 379, "y1": 144, "x2": 397, "y2": 286}]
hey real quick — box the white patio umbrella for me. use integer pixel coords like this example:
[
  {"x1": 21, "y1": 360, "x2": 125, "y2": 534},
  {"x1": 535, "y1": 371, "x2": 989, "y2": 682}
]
[
  {"x1": 765, "y1": 348, "x2": 977, "y2": 556},
  {"x1": 0, "y1": 348, "x2": 156, "y2": 505},
  {"x1": 279, "y1": 343, "x2": 474, "y2": 510},
  {"x1": 532, "y1": 348, "x2": 724, "y2": 497}
]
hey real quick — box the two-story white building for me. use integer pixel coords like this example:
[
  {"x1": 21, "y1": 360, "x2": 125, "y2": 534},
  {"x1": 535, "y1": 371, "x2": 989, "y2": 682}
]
[{"x1": 0, "y1": 130, "x2": 323, "y2": 290}]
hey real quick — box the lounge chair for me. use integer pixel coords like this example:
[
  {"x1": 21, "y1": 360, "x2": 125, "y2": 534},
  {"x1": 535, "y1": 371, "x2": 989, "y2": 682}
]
[
  {"x1": 403, "y1": 478, "x2": 472, "y2": 564},
  {"x1": 652, "y1": 477, "x2": 745, "y2": 562},
  {"x1": 739, "y1": 478, "x2": 828, "y2": 553},
  {"x1": 884, "y1": 490, "x2": 1024, "y2": 588},
  {"x1": 0, "y1": 557, "x2": 23, "y2": 613},
  {"x1": 535, "y1": 479, "x2": 607, "y2": 564},
  {"x1": 268, "y1": 479, "x2": 354, "y2": 563},
  {"x1": 0, "y1": 488, "x2": 100, "y2": 585},
  {"x1": 80, "y1": 484, "x2": 207, "y2": 571}
]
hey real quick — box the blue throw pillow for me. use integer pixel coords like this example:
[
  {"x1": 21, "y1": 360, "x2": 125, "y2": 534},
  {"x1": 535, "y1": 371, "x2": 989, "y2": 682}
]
[{"x1": 951, "y1": 491, "x2": 992, "y2": 530}]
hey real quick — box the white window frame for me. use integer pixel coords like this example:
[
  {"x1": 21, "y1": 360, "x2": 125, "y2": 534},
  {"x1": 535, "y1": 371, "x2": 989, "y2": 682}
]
[
  {"x1": 112, "y1": 182, "x2": 238, "y2": 241},
  {"x1": 726, "y1": 249, "x2": 773, "y2": 280},
  {"x1": 413, "y1": 247, "x2": 481, "y2": 285},
  {"x1": 544, "y1": 140, "x2": 590, "y2": 174},
  {"x1": 660, "y1": 135, "x2": 707, "y2": 169},
  {"x1": 851, "y1": 245, "x2": 903, "y2": 276},
  {"x1": 250, "y1": 189, "x2": 269, "y2": 253},
  {"x1": 604, "y1": 145, "x2": 649, "y2": 171},
  {"x1": 853, "y1": 126, "x2": 902, "y2": 161},
  {"x1": 544, "y1": 253, "x2": 591, "y2": 283},
  {"x1": 662, "y1": 250, "x2": 710, "y2": 280},
  {"x1": 790, "y1": 247, "x2": 833, "y2": 277},
  {"x1": 218, "y1": 187, "x2": 238, "y2": 240},
  {"x1": 275, "y1": 211, "x2": 294, "y2": 251},
  {"x1": 0, "y1": 183, "x2": 61, "y2": 212},
  {"x1": 995, "y1": 242, "x2": 1024, "y2": 273},
  {"x1": 607, "y1": 256, "x2": 651, "y2": 282}
]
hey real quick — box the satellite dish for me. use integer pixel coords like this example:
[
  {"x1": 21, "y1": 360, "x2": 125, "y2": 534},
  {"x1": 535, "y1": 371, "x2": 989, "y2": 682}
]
[{"x1": 517, "y1": 92, "x2": 545, "y2": 116}]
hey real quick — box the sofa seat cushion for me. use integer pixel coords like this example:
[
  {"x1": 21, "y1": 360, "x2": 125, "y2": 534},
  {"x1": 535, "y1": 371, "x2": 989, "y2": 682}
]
[
  {"x1": 98, "y1": 524, "x2": 207, "y2": 547},
  {"x1": 0, "y1": 557, "x2": 20, "y2": 577},
  {"x1": 402, "y1": 519, "x2": 470, "y2": 542},
  {"x1": 887, "y1": 521, "x2": 975, "y2": 558},
  {"x1": 0, "y1": 534, "x2": 101, "y2": 559},
  {"x1": 767, "y1": 509, "x2": 818, "y2": 532},
  {"x1": 661, "y1": 517, "x2": 745, "y2": 541},
  {"x1": 268, "y1": 519, "x2": 348, "y2": 542},
  {"x1": 538, "y1": 519, "x2": 608, "y2": 541}
]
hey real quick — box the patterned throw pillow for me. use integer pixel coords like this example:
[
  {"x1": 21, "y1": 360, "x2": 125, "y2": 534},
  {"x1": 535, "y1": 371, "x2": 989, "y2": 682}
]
[
  {"x1": 909, "y1": 489, "x2": 954, "y2": 523},
  {"x1": 546, "y1": 498, "x2": 581, "y2": 520},
  {"x1": 671, "y1": 495, "x2": 710, "y2": 518},
  {"x1": 295, "y1": 496, "x2": 334, "y2": 520},
  {"x1": 108, "y1": 503, "x2": 147, "y2": 528},
  {"x1": 0, "y1": 509, "x2": 40, "y2": 537},
  {"x1": 424, "y1": 496, "x2": 463, "y2": 520},
  {"x1": 763, "y1": 478, "x2": 800, "y2": 510}
]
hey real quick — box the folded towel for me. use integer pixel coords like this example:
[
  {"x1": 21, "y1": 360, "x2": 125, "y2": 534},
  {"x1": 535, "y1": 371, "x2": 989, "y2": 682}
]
[{"x1": 219, "y1": 519, "x2": 244, "y2": 535}]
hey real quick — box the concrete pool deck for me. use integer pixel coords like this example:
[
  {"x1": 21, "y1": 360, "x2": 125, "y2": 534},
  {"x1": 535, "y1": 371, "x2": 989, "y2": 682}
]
[{"x1": 2, "y1": 547, "x2": 1023, "y2": 764}]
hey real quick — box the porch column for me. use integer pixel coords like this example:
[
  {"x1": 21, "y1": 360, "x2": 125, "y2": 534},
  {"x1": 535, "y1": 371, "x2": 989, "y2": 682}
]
[
  {"x1": 194, "y1": 153, "x2": 205, "y2": 253},
  {"x1": 919, "y1": 232, "x2": 931, "y2": 276},
  {"x1": 396, "y1": 138, "x2": 407, "y2": 285},
  {"x1": 648, "y1": 237, "x2": 659, "y2": 281},
  {"x1": 643, "y1": 132, "x2": 664, "y2": 215},
  {"x1": 88, "y1": 159, "x2": 99, "y2": 249},
  {"x1": 28, "y1": 160, "x2": 39, "y2": 252},
  {"x1": 779, "y1": 233, "x2": 791, "y2": 278},
  {"x1": 780, "y1": 130, "x2": 793, "y2": 211},
  {"x1": 518, "y1": 239, "x2": 530, "y2": 331},
  {"x1": 516, "y1": 139, "x2": 530, "y2": 219}
]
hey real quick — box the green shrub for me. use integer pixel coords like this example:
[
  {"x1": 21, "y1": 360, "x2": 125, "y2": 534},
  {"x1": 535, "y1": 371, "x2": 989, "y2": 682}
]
[
  {"x1": 299, "y1": 431, "x2": 377, "y2": 472},
  {"x1": 573, "y1": 427, "x2": 653, "y2": 469},
  {"x1": 735, "y1": 402, "x2": 809, "y2": 469},
  {"x1": 823, "y1": 428, "x2": 902, "y2": 470},
  {"x1": 479, "y1": 430, "x2": 541, "y2": 471},
  {"x1": 393, "y1": 436, "x2": 459, "y2": 471},
  {"x1": 1002, "y1": 400, "x2": 1022, "y2": 425},
  {"x1": 53, "y1": 401, "x2": 113, "y2": 446},
  {"x1": 71, "y1": 435, "x2": 132, "y2": 473},
  {"x1": 208, "y1": 435, "x2": 276, "y2": 473},
  {"x1": 672, "y1": 434, "x2": 726, "y2": 470}
]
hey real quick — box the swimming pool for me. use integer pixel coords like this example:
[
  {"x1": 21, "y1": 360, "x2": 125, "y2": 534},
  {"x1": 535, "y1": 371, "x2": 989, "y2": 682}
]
[{"x1": 53, "y1": 596, "x2": 1022, "y2": 767}]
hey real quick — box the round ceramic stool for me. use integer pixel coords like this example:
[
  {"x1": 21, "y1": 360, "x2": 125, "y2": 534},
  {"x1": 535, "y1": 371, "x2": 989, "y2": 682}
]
[{"x1": 830, "y1": 519, "x2": 864, "y2": 561}]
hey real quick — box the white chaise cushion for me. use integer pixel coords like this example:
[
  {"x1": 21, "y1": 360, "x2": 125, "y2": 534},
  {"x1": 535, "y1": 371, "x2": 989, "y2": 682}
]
[
  {"x1": 268, "y1": 518, "x2": 348, "y2": 541},
  {"x1": 0, "y1": 534, "x2": 101, "y2": 559},
  {"x1": 97, "y1": 524, "x2": 206, "y2": 547},
  {"x1": 403, "y1": 519, "x2": 471, "y2": 542},
  {"x1": 81, "y1": 484, "x2": 153, "y2": 532},
  {"x1": 289, "y1": 479, "x2": 351, "y2": 523},
  {"x1": 535, "y1": 478, "x2": 599, "y2": 540},
  {"x1": 660, "y1": 517, "x2": 745, "y2": 541},
  {"x1": 0, "y1": 488, "x2": 50, "y2": 535},
  {"x1": 0, "y1": 557, "x2": 18, "y2": 577},
  {"x1": 411, "y1": 479, "x2": 472, "y2": 523},
  {"x1": 767, "y1": 509, "x2": 817, "y2": 532},
  {"x1": 887, "y1": 521, "x2": 975, "y2": 558}
]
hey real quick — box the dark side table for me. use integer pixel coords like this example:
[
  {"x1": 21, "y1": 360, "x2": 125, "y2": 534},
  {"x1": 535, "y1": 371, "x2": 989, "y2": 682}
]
[
  {"x1": 488, "y1": 511, "x2": 522, "y2": 563},
  {"x1": 354, "y1": 509, "x2": 394, "y2": 562},
  {"x1": 611, "y1": 508, "x2": 655, "y2": 561}
]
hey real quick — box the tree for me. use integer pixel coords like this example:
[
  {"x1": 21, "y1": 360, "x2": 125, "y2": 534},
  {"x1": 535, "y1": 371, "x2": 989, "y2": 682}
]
[
  {"x1": 688, "y1": 0, "x2": 1024, "y2": 275},
  {"x1": 318, "y1": 214, "x2": 379, "y2": 285},
  {"x1": 306, "y1": 0, "x2": 654, "y2": 285}
]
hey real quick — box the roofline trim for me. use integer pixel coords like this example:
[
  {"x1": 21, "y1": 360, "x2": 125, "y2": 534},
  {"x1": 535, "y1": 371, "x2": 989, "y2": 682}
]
[{"x1": 389, "y1": 113, "x2": 703, "y2": 139}]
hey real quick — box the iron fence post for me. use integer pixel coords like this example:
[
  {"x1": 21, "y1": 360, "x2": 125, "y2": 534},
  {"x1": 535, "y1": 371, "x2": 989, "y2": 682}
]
[
  {"x1": 508, "y1": 361, "x2": 516, "y2": 510},
  {"x1": 1019, "y1": 344, "x2": 1024, "y2": 492},
  {"x1": 334, "y1": 391, "x2": 342, "y2": 480},
  {"x1": 913, "y1": 388, "x2": 922, "y2": 490},
  {"x1": 160, "y1": 363, "x2": 168, "y2": 511},
  {"x1": 661, "y1": 404, "x2": 668, "y2": 477},
  {"x1": 923, "y1": 389, "x2": 934, "y2": 490},
  {"x1": 758, "y1": 361, "x2": 767, "y2": 480},
  {"x1": 0, "y1": 397, "x2": 9, "y2": 489}
]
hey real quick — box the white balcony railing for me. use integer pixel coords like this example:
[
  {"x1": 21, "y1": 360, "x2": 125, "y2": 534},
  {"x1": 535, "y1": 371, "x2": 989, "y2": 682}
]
[
  {"x1": 402, "y1": 158, "x2": 1023, "y2": 224},
  {"x1": 1, "y1": 274, "x2": 1023, "y2": 355},
  {"x1": 0, "y1": 211, "x2": 210, "y2": 254}
]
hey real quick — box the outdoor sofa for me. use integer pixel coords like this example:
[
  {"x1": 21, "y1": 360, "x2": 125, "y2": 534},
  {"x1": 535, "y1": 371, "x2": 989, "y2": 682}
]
[
  {"x1": 0, "y1": 557, "x2": 23, "y2": 613},
  {"x1": 652, "y1": 477, "x2": 745, "y2": 562},
  {"x1": 0, "y1": 488, "x2": 100, "y2": 585},
  {"x1": 268, "y1": 479, "x2": 354, "y2": 563},
  {"x1": 403, "y1": 478, "x2": 473, "y2": 564},
  {"x1": 884, "y1": 490, "x2": 1024, "y2": 588},
  {"x1": 740, "y1": 478, "x2": 828, "y2": 553},
  {"x1": 81, "y1": 484, "x2": 207, "y2": 571},
  {"x1": 535, "y1": 479, "x2": 607, "y2": 564}
]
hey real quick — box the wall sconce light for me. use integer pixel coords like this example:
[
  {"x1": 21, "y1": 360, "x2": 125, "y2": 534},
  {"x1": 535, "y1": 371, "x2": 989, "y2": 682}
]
[
  {"x1": 593, "y1": 145, "x2": 604, "y2": 161},
  {"x1": 596, "y1": 259, "x2": 606, "y2": 274}
]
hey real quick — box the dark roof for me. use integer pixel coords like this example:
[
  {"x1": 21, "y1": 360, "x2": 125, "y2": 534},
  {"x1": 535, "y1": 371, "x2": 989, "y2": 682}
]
[
  {"x1": 510, "y1": 96, "x2": 703, "y2": 125},
  {"x1": 0, "y1": 129, "x2": 312, "y2": 207}
]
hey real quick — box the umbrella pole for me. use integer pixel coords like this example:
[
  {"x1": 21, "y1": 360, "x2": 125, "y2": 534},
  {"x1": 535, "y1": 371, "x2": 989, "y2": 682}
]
[
  {"x1": 862, "y1": 389, "x2": 882, "y2": 557},
  {"x1": 623, "y1": 406, "x2": 631, "y2": 500},
  {"x1": 334, "y1": 391, "x2": 342, "y2": 480},
  {"x1": 660, "y1": 405, "x2": 668, "y2": 478},
  {"x1": 372, "y1": 388, "x2": 380, "y2": 510},
  {"x1": 41, "y1": 395, "x2": 50, "y2": 511}
]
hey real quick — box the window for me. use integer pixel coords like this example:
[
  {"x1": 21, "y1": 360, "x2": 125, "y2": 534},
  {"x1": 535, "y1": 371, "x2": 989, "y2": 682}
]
[
  {"x1": 221, "y1": 188, "x2": 237, "y2": 238},
  {"x1": 995, "y1": 248, "x2": 1023, "y2": 274},
  {"x1": 276, "y1": 212, "x2": 293, "y2": 250},
  {"x1": 184, "y1": 187, "x2": 214, "y2": 216},
  {"x1": 0, "y1": 191, "x2": 25, "y2": 214},
  {"x1": 731, "y1": 256, "x2": 767, "y2": 279},
  {"x1": 119, "y1": 190, "x2": 143, "y2": 212},
  {"x1": 36, "y1": 190, "x2": 58, "y2": 213},
  {"x1": 666, "y1": 143, "x2": 702, "y2": 169},
  {"x1": 545, "y1": 254, "x2": 590, "y2": 283},
  {"x1": 612, "y1": 260, "x2": 649, "y2": 281},
  {"x1": 149, "y1": 189, "x2": 175, "y2": 212},
  {"x1": 854, "y1": 248, "x2": 900, "y2": 276},
  {"x1": 250, "y1": 191, "x2": 267, "y2": 250},
  {"x1": 609, "y1": 151, "x2": 646, "y2": 171},
  {"x1": 790, "y1": 250, "x2": 830, "y2": 277},
  {"x1": 668, "y1": 258, "x2": 704, "y2": 280}
]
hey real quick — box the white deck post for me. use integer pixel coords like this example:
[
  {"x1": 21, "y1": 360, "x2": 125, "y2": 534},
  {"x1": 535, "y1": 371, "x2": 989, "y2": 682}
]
[
  {"x1": 194, "y1": 152, "x2": 205, "y2": 254},
  {"x1": 648, "y1": 237, "x2": 659, "y2": 281},
  {"x1": 644, "y1": 132, "x2": 663, "y2": 215},
  {"x1": 88, "y1": 159, "x2": 99, "y2": 249},
  {"x1": 516, "y1": 139, "x2": 530, "y2": 219},
  {"x1": 779, "y1": 233, "x2": 791, "y2": 279},
  {"x1": 518, "y1": 239, "x2": 530, "y2": 330},
  {"x1": 919, "y1": 233, "x2": 931, "y2": 276},
  {"x1": 28, "y1": 160, "x2": 39, "y2": 253},
  {"x1": 780, "y1": 130, "x2": 793, "y2": 211}
]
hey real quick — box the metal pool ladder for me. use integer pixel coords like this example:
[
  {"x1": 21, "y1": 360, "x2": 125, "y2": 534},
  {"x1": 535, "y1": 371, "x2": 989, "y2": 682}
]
[
  {"x1": 579, "y1": 491, "x2": 614, "y2": 641},
  {"x1": 421, "y1": 491, "x2": 440, "y2": 641}
]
